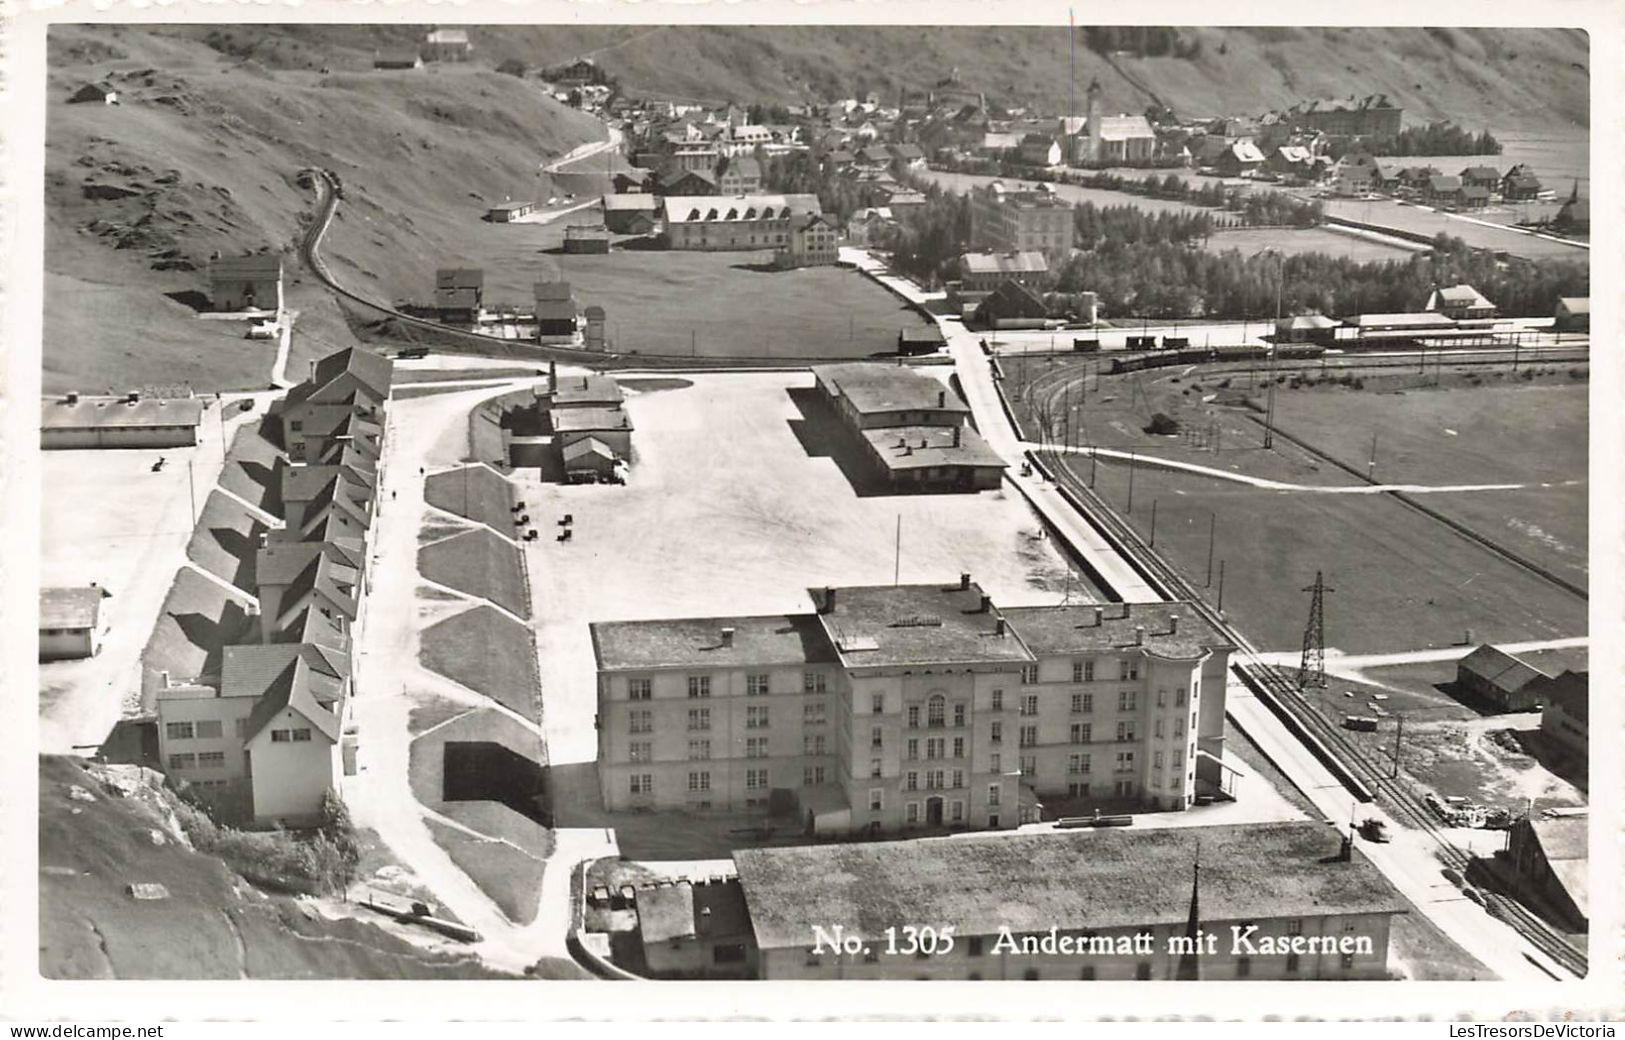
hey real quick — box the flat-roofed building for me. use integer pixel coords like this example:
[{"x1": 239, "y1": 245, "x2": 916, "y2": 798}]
[
  {"x1": 857, "y1": 425, "x2": 1006, "y2": 492},
  {"x1": 209, "y1": 253, "x2": 284, "y2": 313},
  {"x1": 486, "y1": 200, "x2": 535, "y2": 222},
  {"x1": 39, "y1": 587, "x2": 105, "y2": 661},
  {"x1": 593, "y1": 579, "x2": 1232, "y2": 833},
  {"x1": 422, "y1": 27, "x2": 472, "y2": 62},
  {"x1": 813, "y1": 363, "x2": 969, "y2": 430},
  {"x1": 564, "y1": 224, "x2": 612, "y2": 254},
  {"x1": 969, "y1": 183, "x2": 1074, "y2": 267},
  {"x1": 636, "y1": 879, "x2": 758, "y2": 979},
  {"x1": 734, "y1": 821, "x2": 1404, "y2": 980},
  {"x1": 40, "y1": 392, "x2": 203, "y2": 450},
  {"x1": 550, "y1": 371, "x2": 625, "y2": 410}
]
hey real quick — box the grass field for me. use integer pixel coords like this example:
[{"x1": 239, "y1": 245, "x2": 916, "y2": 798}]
[
  {"x1": 419, "y1": 606, "x2": 541, "y2": 721},
  {"x1": 425, "y1": 466, "x2": 517, "y2": 532},
  {"x1": 423, "y1": 819, "x2": 545, "y2": 927},
  {"x1": 1202, "y1": 227, "x2": 1416, "y2": 262},
  {"x1": 418, "y1": 528, "x2": 529, "y2": 619},
  {"x1": 1321, "y1": 198, "x2": 1589, "y2": 262}
]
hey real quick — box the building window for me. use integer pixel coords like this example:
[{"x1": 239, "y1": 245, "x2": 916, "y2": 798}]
[
  {"x1": 165, "y1": 722, "x2": 194, "y2": 740},
  {"x1": 905, "y1": 738, "x2": 919, "y2": 760},
  {"x1": 906, "y1": 705, "x2": 920, "y2": 728},
  {"x1": 1192, "y1": 711, "x2": 1198, "y2": 729},
  {"x1": 906, "y1": 771, "x2": 919, "y2": 792},
  {"x1": 925, "y1": 738, "x2": 943, "y2": 760},
  {"x1": 803, "y1": 701, "x2": 827, "y2": 725},
  {"x1": 629, "y1": 774, "x2": 653, "y2": 795},
  {"x1": 1069, "y1": 753, "x2": 1091, "y2": 775},
  {"x1": 991, "y1": 689, "x2": 1003, "y2": 711},
  {"x1": 687, "y1": 675, "x2": 711, "y2": 699},
  {"x1": 1071, "y1": 692, "x2": 1093, "y2": 713},
  {"x1": 1020, "y1": 665, "x2": 1038, "y2": 685},
  {"x1": 1118, "y1": 690, "x2": 1137, "y2": 712},
  {"x1": 687, "y1": 708, "x2": 711, "y2": 731},
  {"x1": 804, "y1": 671, "x2": 827, "y2": 693},
  {"x1": 988, "y1": 813, "x2": 1000, "y2": 828},
  {"x1": 1173, "y1": 750, "x2": 1183, "y2": 770},
  {"x1": 926, "y1": 695, "x2": 946, "y2": 728},
  {"x1": 872, "y1": 693, "x2": 885, "y2": 714},
  {"x1": 869, "y1": 788, "x2": 883, "y2": 812},
  {"x1": 270, "y1": 730, "x2": 291, "y2": 743},
  {"x1": 1154, "y1": 751, "x2": 1165, "y2": 769},
  {"x1": 195, "y1": 720, "x2": 223, "y2": 739},
  {"x1": 991, "y1": 719, "x2": 1004, "y2": 744},
  {"x1": 629, "y1": 710, "x2": 653, "y2": 734},
  {"x1": 951, "y1": 800, "x2": 964, "y2": 822},
  {"x1": 1071, "y1": 723, "x2": 1091, "y2": 744},
  {"x1": 628, "y1": 678, "x2": 652, "y2": 700},
  {"x1": 1175, "y1": 687, "x2": 1186, "y2": 706},
  {"x1": 906, "y1": 802, "x2": 919, "y2": 823},
  {"x1": 1174, "y1": 717, "x2": 1186, "y2": 737},
  {"x1": 746, "y1": 705, "x2": 770, "y2": 729},
  {"x1": 629, "y1": 741, "x2": 652, "y2": 762},
  {"x1": 1072, "y1": 661, "x2": 1085, "y2": 683},
  {"x1": 1084, "y1": 661, "x2": 1095, "y2": 682},
  {"x1": 233, "y1": 718, "x2": 248, "y2": 738},
  {"x1": 1155, "y1": 719, "x2": 1165, "y2": 738},
  {"x1": 687, "y1": 771, "x2": 711, "y2": 792},
  {"x1": 167, "y1": 753, "x2": 195, "y2": 770},
  {"x1": 689, "y1": 739, "x2": 712, "y2": 760},
  {"x1": 804, "y1": 734, "x2": 827, "y2": 756},
  {"x1": 803, "y1": 766, "x2": 826, "y2": 785},
  {"x1": 988, "y1": 784, "x2": 1001, "y2": 807},
  {"x1": 1020, "y1": 695, "x2": 1038, "y2": 717},
  {"x1": 746, "y1": 736, "x2": 768, "y2": 758},
  {"x1": 952, "y1": 737, "x2": 965, "y2": 759},
  {"x1": 953, "y1": 703, "x2": 967, "y2": 728},
  {"x1": 746, "y1": 768, "x2": 768, "y2": 791},
  {"x1": 747, "y1": 673, "x2": 770, "y2": 696},
  {"x1": 1116, "y1": 751, "x2": 1135, "y2": 772},
  {"x1": 1019, "y1": 725, "x2": 1037, "y2": 748},
  {"x1": 1117, "y1": 721, "x2": 1135, "y2": 742},
  {"x1": 989, "y1": 752, "x2": 1001, "y2": 772}
]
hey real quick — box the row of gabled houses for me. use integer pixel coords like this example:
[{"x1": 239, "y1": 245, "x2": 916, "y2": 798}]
[{"x1": 154, "y1": 347, "x2": 393, "y2": 827}]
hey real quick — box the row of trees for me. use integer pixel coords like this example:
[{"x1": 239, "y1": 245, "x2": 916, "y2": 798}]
[
  {"x1": 1328, "y1": 121, "x2": 1502, "y2": 159},
  {"x1": 1050, "y1": 233, "x2": 1588, "y2": 321},
  {"x1": 760, "y1": 151, "x2": 891, "y2": 226}
]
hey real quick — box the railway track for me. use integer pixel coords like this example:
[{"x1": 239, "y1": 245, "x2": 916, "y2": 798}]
[{"x1": 1033, "y1": 446, "x2": 1588, "y2": 978}]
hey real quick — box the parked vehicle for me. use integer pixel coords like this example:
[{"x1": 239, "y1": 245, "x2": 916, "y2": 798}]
[
  {"x1": 1343, "y1": 715, "x2": 1380, "y2": 732},
  {"x1": 1359, "y1": 818, "x2": 1391, "y2": 843}
]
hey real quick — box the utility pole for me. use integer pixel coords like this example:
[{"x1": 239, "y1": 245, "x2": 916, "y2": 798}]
[
  {"x1": 187, "y1": 457, "x2": 197, "y2": 521},
  {"x1": 1392, "y1": 713, "x2": 1405, "y2": 779},
  {"x1": 1368, "y1": 431, "x2": 1378, "y2": 482},
  {"x1": 1205, "y1": 513, "x2": 1216, "y2": 587},
  {"x1": 1264, "y1": 377, "x2": 1276, "y2": 450},
  {"x1": 1089, "y1": 447, "x2": 1098, "y2": 488},
  {"x1": 1126, "y1": 450, "x2": 1136, "y2": 513},
  {"x1": 1149, "y1": 499, "x2": 1157, "y2": 548},
  {"x1": 1298, "y1": 570, "x2": 1334, "y2": 690},
  {"x1": 1216, "y1": 559, "x2": 1225, "y2": 613},
  {"x1": 894, "y1": 514, "x2": 902, "y2": 586}
]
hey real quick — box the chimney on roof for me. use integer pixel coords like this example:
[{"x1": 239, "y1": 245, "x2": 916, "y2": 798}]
[
  {"x1": 1169, "y1": 614, "x2": 1179, "y2": 635},
  {"x1": 1134, "y1": 626, "x2": 1145, "y2": 646},
  {"x1": 1093, "y1": 606, "x2": 1104, "y2": 627},
  {"x1": 582, "y1": 375, "x2": 589, "y2": 390},
  {"x1": 160, "y1": 670, "x2": 170, "y2": 689},
  {"x1": 995, "y1": 616, "x2": 1006, "y2": 636},
  {"x1": 819, "y1": 586, "x2": 836, "y2": 614},
  {"x1": 979, "y1": 594, "x2": 992, "y2": 614},
  {"x1": 65, "y1": 391, "x2": 79, "y2": 405},
  {"x1": 720, "y1": 627, "x2": 735, "y2": 648},
  {"x1": 959, "y1": 572, "x2": 971, "y2": 590},
  {"x1": 698, "y1": 904, "x2": 712, "y2": 936},
  {"x1": 937, "y1": 389, "x2": 945, "y2": 407},
  {"x1": 952, "y1": 426, "x2": 961, "y2": 448},
  {"x1": 549, "y1": 360, "x2": 558, "y2": 387},
  {"x1": 309, "y1": 360, "x2": 318, "y2": 383},
  {"x1": 126, "y1": 391, "x2": 141, "y2": 404}
]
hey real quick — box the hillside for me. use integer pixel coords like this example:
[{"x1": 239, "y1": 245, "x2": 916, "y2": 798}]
[
  {"x1": 38, "y1": 755, "x2": 511, "y2": 979},
  {"x1": 44, "y1": 25, "x2": 605, "y2": 393}
]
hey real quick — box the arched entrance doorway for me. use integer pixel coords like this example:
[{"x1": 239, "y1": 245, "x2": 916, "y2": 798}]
[{"x1": 925, "y1": 796, "x2": 945, "y2": 826}]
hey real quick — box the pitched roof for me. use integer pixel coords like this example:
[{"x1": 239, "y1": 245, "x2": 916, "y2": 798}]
[
  {"x1": 562, "y1": 437, "x2": 617, "y2": 464},
  {"x1": 1277, "y1": 314, "x2": 1340, "y2": 331},
  {"x1": 735, "y1": 821, "x2": 1405, "y2": 949},
  {"x1": 602, "y1": 193, "x2": 659, "y2": 212},
  {"x1": 228, "y1": 645, "x2": 344, "y2": 744},
  {"x1": 961, "y1": 251, "x2": 1048, "y2": 276},
  {"x1": 40, "y1": 587, "x2": 102, "y2": 630},
  {"x1": 1458, "y1": 644, "x2": 1547, "y2": 692},
  {"x1": 1096, "y1": 115, "x2": 1155, "y2": 140},
  {"x1": 1538, "y1": 671, "x2": 1588, "y2": 723},
  {"x1": 41, "y1": 396, "x2": 204, "y2": 432},
  {"x1": 552, "y1": 374, "x2": 624, "y2": 408},
  {"x1": 552, "y1": 407, "x2": 632, "y2": 434},
  {"x1": 1557, "y1": 297, "x2": 1590, "y2": 315},
  {"x1": 291, "y1": 347, "x2": 394, "y2": 405},
  {"x1": 1227, "y1": 140, "x2": 1266, "y2": 164},
  {"x1": 210, "y1": 254, "x2": 284, "y2": 280},
  {"x1": 661, "y1": 193, "x2": 822, "y2": 225}
]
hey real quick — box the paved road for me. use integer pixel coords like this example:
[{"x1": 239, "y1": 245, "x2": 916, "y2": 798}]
[{"x1": 1252, "y1": 637, "x2": 1589, "y2": 675}]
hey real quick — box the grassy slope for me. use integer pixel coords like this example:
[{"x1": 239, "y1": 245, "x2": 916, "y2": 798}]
[
  {"x1": 45, "y1": 26, "x2": 605, "y2": 393},
  {"x1": 38, "y1": 755, "x2": 510, "y2": 979}
]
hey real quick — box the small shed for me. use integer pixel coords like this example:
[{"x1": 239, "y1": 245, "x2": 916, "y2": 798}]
[
  {"x1": 561, "y1": 436, "x2": 618, "y2": 479},
  {"x1": 1554, "y1": 297, "x2": 1589, "y2": 333},
  {"x1": 486, "y1": 201, "x2": 536, "y2": 223},
  {"x1": 40, "y1": 587, "x2": 105, "y2": 661},
  {"x1": 69, "y1": 82, "x2": 118, "y2": 105},
  {"x1": 564, "y1": 224, "x2": 612, "y2": 254},
  {"x1": 1455, "y1": 644, "x2": 1549, "y2": 712},
  {"x1": 1274, "y1": 314, "x2": 1340, "y2": 345},
  {"x1": 898, "y1": 326, "x2": 947, "y2": 356}
]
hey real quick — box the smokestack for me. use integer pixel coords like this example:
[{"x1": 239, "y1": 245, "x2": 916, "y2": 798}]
[
  {"x1": 720, "y1": 627, "x2": 735, "y2": 648},
  {"x1": 1169, "y1": 614, "x2": 1179, "y2": 635},
  {"x1": 960, "y1": 572, "x2": 971, "y2": 590},
  {"x1": 1093, "y1": 606, "x2": 1104, "y2": 627},
  {"x1": 1134, "y1": 626, "x2": 1145, "y2": 646}
]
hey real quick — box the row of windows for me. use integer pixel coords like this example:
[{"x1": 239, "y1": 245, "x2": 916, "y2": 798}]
[
  {"x1": 627, "y1": 667, "x2": 1189, "y2": 704},
  {"x1": 627, "y1": 765, "x2": 832, "y2": 797},
  {"x1": 629, "y1": 673, "x2": 830, "y2": 700},
  {"x1": 168, "y1": 751, "x2": 228, "y2": 770}
]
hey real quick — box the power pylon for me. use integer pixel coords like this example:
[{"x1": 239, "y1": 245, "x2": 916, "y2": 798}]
[{"x1": 1298, "y1": 571, "x2": 1333, "y2": 689}]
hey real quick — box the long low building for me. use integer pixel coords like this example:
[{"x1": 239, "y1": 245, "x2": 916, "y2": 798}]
[
  {"x1": 41, "y1": 392, "x2": 204, "y2": 450},
  {"x1": 858, "y1": 425, "x2": 1005, "y2": 492},
  {"x1": 732, "y1": 821, "x2": 1404, "y2": 980},
  {"x1": 593, "y1": 579, "x2": 1233, "y2": 832},
  {"x1": 662, "y1": 193, "x2": 822, "y2": 251}
]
